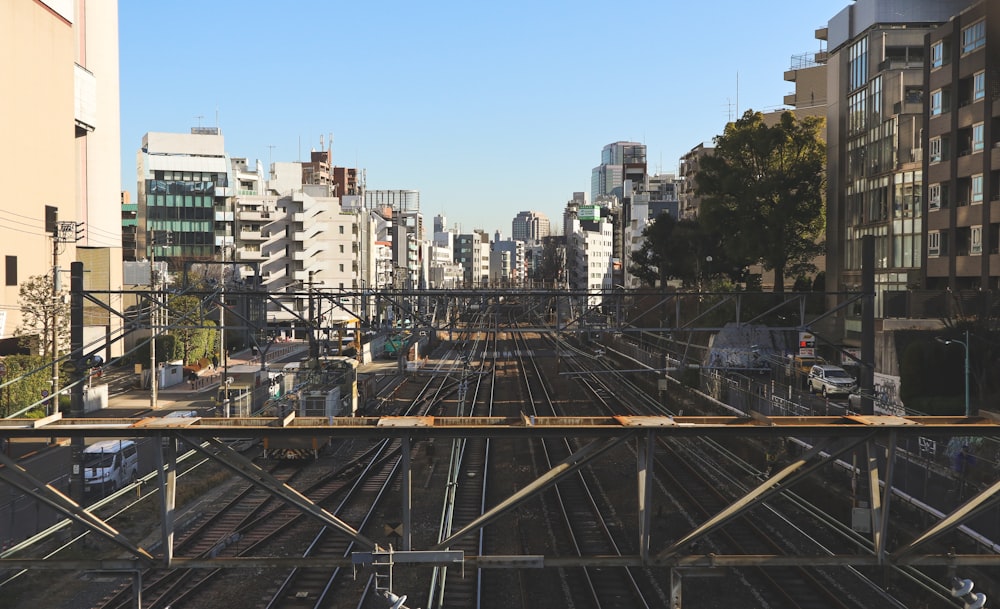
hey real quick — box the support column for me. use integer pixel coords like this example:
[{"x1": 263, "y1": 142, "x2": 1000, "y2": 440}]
[
  {"x1": 637, "y1": 431, "x2": 654, "y2": 561},
  {"x1": 155, "y1": 432, "x2": 178, "y2": 566},
  {"x1": 69, "y1": 262, "x2": 85, "y2": 505},
  {"x1": 401, "y1": 436, "x2": 412, "y2": 551},
  {"x1": 670, "y1": 568, "x2": 682, "y2": 609},
  {"x1": 860, "y1": 235, "x2": 875, "y2": 416},
  {"x1": 865, "y1": 438, "x2": 883, "y2": 561}
]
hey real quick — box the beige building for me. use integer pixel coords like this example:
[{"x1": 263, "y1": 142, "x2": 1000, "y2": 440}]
[{"x1": 0, "y1": 0, "x2": 122, "y2": 357}]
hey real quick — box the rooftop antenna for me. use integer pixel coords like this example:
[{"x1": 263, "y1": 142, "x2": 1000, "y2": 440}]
[
  {"x1": 319, "y1": 133, "x2": 324, "y2": 152},
  {"x1": 215, "y1": 106, "x2": 219, "y2": 131},
  {"x1": 195, "y1": 115, "x2": 204, "y2": 128},
  {"x1": 328, "y1": 132, "x2": 333, "y2": 155},
  {"x1": 267, "y1": 145, "x2": 276, "y2": 179},
  {"x1": 736, "y1": 72, "x2": 740, "y2": 119}
]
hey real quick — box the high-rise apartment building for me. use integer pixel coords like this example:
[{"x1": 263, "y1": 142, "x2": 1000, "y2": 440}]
[
  {"x1": 511, "y1": 211, "x2": 551, "y2": 242},
  {"x1": 824, "y1": 0, "x2": 973, "y2": 318},
  {"x1": 592, "y1": 142, "x2": 647, "y2": 202},
  {"x1": 136, "y1": 129, "x2": 234, "y2": 264},
  {"x1": 455, "y1": 231, "x2": 490, "y2": 287},
  {"x1": 433, "y1": 214, "x2": 447, "y2": 234},
  {"x1": 924, "y1": 0, "x2": 999, "y2": 292}
]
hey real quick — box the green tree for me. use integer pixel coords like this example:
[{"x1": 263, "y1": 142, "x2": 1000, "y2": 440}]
[
  {"x1": 696, "y1": 110, "x2": 826, "y2": 293},
  {"x1": 532, "y1": 237, "x2": 564, "y2": 287},
  {"x1": 0, "y1": 355, "x2": 52, "y2": 416},
  {"x1": 630, "y1": 213, "x2": 744, "y2": 289},
  {"x1": 165, "y1": 294, "x2": 218, "y2": 364},
  {"x1": 14, "y1": 274, "x2": 69, "y2": 358}
]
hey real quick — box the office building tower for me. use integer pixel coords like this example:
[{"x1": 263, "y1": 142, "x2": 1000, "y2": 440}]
[
  {"x1": 511, "y1": 211, "x2": 551, "y2": 242},
  {"x1": 137, "y1": 129, "x2": 234, "y2": 264}
]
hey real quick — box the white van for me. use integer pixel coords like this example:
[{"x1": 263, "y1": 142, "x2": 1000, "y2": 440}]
[{"x1": 83, "y1": 439, "x2": 139, "y2": 493}]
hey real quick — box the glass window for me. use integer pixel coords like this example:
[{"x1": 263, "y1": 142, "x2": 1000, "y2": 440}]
[
  {"x1": 928, "y1": 231, "x2": 940, "y2": 257},
  {"x1": 962, "y1": 20, "x2": 985, "y2": 54},
  {"x1": 973, "y1": 123, "x2": 984, "y2": 152},
  {"x1": 929, "y1": 137, "x2": 942, "y2": 163},
  {"x1": 974, "y1": 71, "x2": 986, "y2": 101},
  {"x1": 5, "y1": 255, "x2": 17, "y2": 286},
  {"x1": 972, "y1": 174, "x2": 983, "y2": 203},
  {"x1": 930, "y1": 90, "x2": 942, "y2": 116},
  {"x1": 931, "y1": 41, "x2": 945, "y2": 68},
  {"x1": 929, "y1": 184, "x2": 941, "y2": 210},
  {"x1": 971, "y1": 226, "x2": 983, "y2": 255},
  {"x1": 870, "y1": 76, "x2": 882, "y2": 123},
  {"x1": 849, "y1": 38, "x2": 868, "y2": 91}
]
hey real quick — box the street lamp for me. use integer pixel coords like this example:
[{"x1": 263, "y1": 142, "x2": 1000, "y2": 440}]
[{"x1": 936, "y1": 330, "x2": 970, "y2": 417}]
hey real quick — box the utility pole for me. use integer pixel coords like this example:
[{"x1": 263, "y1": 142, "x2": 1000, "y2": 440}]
[
  {"x1": 149, "y1": 231, "x2": 171, "y2": 410},
  {"x1": 150, "y1": 235, "x2": 158, "y2": 410},
  {"x1": 46, "y1": 206, "x2": 82, "y2": 415}
]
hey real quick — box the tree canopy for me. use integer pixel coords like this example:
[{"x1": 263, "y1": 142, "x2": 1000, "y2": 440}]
[
  {"x1": 696, "y1": 110, "x2": 826, "y2": 292},
  {"x1": 15, "y1": 274, "x2": 69, "y2": 358},
  {"x1": 629, "y1": 213, "x2": 746, "y2": 289}
]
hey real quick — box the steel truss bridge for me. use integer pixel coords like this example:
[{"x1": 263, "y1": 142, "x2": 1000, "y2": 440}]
[
  {"x1": 1, "y1": 412, "x2": 998, "y2": 573},
  {"x1": 4, "y1": 243, "x2": 995, "y2": 577}
]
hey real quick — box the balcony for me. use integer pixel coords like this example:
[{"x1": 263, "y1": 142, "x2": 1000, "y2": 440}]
[
  {"x1": 239, "y1": 228, "x2": 265, "y2": 241},
  {"x1": 238, "y1": 209, "x2": 273, "y2": 222},
  {"x1": 236, "y1": 248, "x2": 265, "y2": 262}
]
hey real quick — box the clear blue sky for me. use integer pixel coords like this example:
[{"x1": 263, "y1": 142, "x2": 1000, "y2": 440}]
[{"x1": 119, "y1": 1, "x2": 847, "y2": 237}]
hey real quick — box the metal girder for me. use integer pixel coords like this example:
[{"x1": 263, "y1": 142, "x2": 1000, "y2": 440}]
[
  {"x1": 658, "y1": 435, "x2": 872, "y2": 559},
  {"x1": 891, "y1": 478, "x2": 1000, "y2": 561},
  {"x1": 179, "y1": 435, "x2": 377, "y2": 552},
  {"x1": 0, "y1": 451, "x2": 155, "y2": 564},
  {"x1": 4, "y1": 552, "x2": 1000, "y2": 571},
  {"x1": 429, "y1": 434, "x2": 634, "y2": 551},
  {"x1": 4, "y1": 414, "x2": 997, "y2": 441}
]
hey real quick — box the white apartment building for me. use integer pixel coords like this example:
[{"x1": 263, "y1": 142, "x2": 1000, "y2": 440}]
[
  {"x1": 429, "y1": 231, "x2": 463, "y2": 289},
  {"x1": 491, "y1": 235, "x2": 526, "y2": 287},
  {"x1": 567, "y1": 213, "x2": 615, "y2": 308},
  {"x1": 231, "y1": 161, "x2": 357, "y2": 331}
]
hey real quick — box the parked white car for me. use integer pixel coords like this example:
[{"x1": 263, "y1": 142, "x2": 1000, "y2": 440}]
[
  {"x1": 808, "y1": 364, "x2": 857, "y2": 398},
  {"x1": 83, "y1": 439, "x2": 139, "y2": 493}
]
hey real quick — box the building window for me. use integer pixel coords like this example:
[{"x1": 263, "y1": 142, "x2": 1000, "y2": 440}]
[
  {"x1": 973, "y1": 123, "x2": 984, "y2": 152},
  {"x1": 339, "y1": 225, "x2": 345, "y2": 235},
  {"x1": 929, "y1": 137, "x2": 942, "y2": 163},
  {"x1": 4, "y1": 256, "x2": 16, "y2": 286},
  {"x1": 930, "y1": 89, "x2": 949, "y2": 116},
  {"x1": 974, "y1": 71, "x2": 986, "y2": 101},
  {"x1": 971, "y1": 225, "x2": 983, "y2": 255},
  {"x1": 870, "y1": 75, "x2": 882, "y2": 123},
  {"x1": 929, "y1": 184, "x2": 941, "y2": 210},
  {"x1": 972, "y1": 174, "x2": 984, "y2": 204},
  {"x1": 928, "y1": 231, "x2": 941, "y2": 257},
  {"x1": 339, "y1": 263, "x2": 344, "y2": 272},
  {"x1": 931, "y1": 40, "x2": 946, "y2": 68},
  {"x1": 849, "y1": 37, "x2": 868, "y2": 91},
  {"x1": 962, "y1": 20, "x2": 985, "y2": 54}
]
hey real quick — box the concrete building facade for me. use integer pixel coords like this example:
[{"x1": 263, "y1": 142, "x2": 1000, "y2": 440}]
[
  {"x1": 1, "y1": 0, "x2": 122, "y2": 359},
  {"x1": 137, "y1": 129, "x2": 234, "y2": 265},
  {"x1": 511, "y1": 211, "x2": 550, "y2": 242},
  {"x1": 923, "y1": 0, "x2": 1000, "y2": 292},
  {"x1": 824, "y1": 0, "x2": 974, "y2": 321}
]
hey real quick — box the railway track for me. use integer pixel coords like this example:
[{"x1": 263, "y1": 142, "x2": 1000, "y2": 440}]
[{"x1": 513, "y1": 324, "x2": 664, "y2": 609}]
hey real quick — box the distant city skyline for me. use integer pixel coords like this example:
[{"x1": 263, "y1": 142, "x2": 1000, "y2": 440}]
[{"x1": 119, "y1": 1, "x2": 845, "y2": 235}]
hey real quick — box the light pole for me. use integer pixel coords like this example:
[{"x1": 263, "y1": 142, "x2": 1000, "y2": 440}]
[{"x1": 936, "y1": 330, "x2": 970, "y2": 417}]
